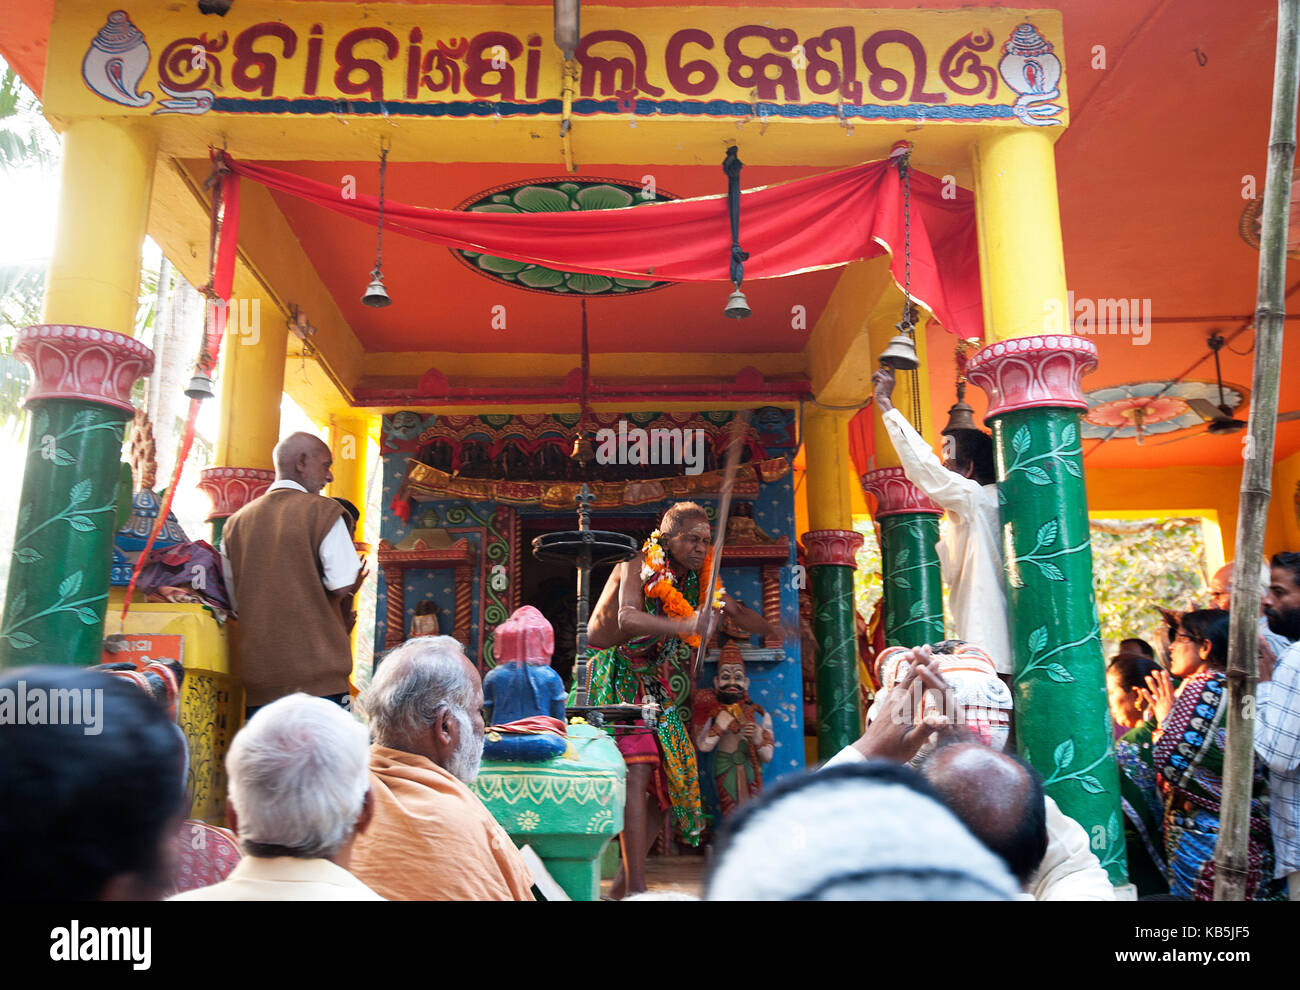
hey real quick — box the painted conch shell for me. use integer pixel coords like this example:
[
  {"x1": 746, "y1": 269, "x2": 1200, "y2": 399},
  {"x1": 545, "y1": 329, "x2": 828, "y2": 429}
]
[
  {"x1": 997, "y1": 23, "x2": 1063, "y2": 126},
  {"x1": 82, "y1": 11, "x2": 153, "y2": 108},
  {"x1": 998, "y1": 23, "x2": 1062, "y2": 98}
]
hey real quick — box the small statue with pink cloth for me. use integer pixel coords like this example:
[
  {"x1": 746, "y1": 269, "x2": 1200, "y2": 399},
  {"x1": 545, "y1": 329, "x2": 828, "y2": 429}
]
[{"x1": 482, "y1": 606, "x2": 570, "y2": 762}]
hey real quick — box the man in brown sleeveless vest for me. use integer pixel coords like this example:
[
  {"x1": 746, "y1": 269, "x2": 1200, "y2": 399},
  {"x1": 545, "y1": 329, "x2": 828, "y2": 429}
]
[{"x1": 221, "y1": 433, "x2": 364, "y2": 716}]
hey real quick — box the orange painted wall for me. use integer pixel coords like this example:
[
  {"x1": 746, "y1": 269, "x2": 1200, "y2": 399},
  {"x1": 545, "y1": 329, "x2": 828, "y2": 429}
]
[
  {"x1": 1273, "y1": 450, "x2": 1300, "y2": 553},
  {"x1": 1086, "y1": 462, "x2": 1300, "y2": 562}
]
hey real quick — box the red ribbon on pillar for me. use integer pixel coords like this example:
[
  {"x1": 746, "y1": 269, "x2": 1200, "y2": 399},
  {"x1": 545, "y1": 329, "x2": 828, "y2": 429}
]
[{"x1": 119, "y1": 154, "x2": 241, "y2": 623}]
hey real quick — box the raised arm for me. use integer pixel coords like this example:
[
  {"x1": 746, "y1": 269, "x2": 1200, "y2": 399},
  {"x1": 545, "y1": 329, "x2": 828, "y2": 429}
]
[{"x1": 872, "y1": 368, "x2": 983, "y2": 515}]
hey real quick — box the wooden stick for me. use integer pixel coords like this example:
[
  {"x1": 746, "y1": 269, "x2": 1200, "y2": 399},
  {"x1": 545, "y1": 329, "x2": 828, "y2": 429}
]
[
  {"x1": 1212, "y1": 0, "x2": 1298, "y2": 901},
  {"x1": 692, "y1": 411, "x2": 750, "y2": 679}
]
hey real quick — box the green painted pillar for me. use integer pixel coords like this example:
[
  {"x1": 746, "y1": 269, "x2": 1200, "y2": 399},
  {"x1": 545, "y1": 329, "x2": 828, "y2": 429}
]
[
  {"x1": 861, "y1": 467, "x2": 945, "y2": 647},
  {"x1": 804, "y1": 529, "x2": 865, "y2": 756},
  {"x1": 1, "y1": 326, "x2": 154, "y2": 667},
  {"x1": 967, "y1": 334, "x2": 1127, "y2": 885}
]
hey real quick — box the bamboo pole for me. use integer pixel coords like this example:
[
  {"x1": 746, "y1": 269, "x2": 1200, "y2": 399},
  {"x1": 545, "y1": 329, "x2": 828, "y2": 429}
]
[{"x1": 1212, "y1": 0, "x2": 1299, "y2": 901}]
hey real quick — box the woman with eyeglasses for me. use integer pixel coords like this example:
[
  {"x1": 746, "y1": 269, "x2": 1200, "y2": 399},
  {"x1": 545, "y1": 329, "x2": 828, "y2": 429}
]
[{"x1": 1136, "y1": 609, "x2": 1285, "y2": 900}]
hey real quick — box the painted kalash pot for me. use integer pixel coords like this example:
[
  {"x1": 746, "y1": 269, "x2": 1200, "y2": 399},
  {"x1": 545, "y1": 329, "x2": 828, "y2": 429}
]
[{"x1": 472, "y1": 606, "x2": 626, "y2": 900}]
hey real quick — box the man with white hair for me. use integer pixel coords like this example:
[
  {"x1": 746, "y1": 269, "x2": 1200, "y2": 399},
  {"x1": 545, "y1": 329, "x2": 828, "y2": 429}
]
[
  {"x1": 170, "y1": 694, "x2": 381, "y2": 900},
  {"x1": 348, "y1": 635, "x2": 534, "y2": 900}
]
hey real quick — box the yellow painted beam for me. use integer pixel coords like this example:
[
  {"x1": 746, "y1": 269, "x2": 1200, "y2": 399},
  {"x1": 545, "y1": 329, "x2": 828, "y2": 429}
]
[
  {"x1": 176, "y1": 160, "x2": 365, "y2": 394},
  {"x1": 283, "y1": 352, "x2": 355, "y2": 429},
  {"x1": 971, "y1": 129, "x2": 1068, "y2": 341},
  {"x1": 43, "y1": 119, "x2": 157, "y2": 333},
  {"x1": 806, "y1": 256, "x2": 895, "y2": 407},
  {"x1": 149, "y1": 155, "x2": 364, "y2": 415},
  {"x1": 44, "y1": 5, "x2": 1065, "y2": 176}
]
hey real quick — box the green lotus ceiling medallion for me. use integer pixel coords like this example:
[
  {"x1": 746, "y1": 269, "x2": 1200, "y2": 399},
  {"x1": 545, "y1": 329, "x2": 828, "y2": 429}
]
[{"x1": 454, "y1": 178, "x2": 675, "y2": 296}]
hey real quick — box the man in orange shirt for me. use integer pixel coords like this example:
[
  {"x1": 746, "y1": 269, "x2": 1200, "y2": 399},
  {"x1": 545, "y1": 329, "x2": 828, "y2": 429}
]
[{"x1": 349, "y1": 635, "x2": 534, "y2": 900}]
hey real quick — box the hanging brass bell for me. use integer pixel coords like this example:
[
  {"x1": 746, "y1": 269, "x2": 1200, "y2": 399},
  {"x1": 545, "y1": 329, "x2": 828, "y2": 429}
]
[
  {"x1": 878, "y1": 333, "x2": 920, "y2": 371},
  {"x1": 942, "y1": 398, "x2": 977, "y2": 434},
  {"x1": 723, "y1": 285, "x2": 751, "y2": 319},
  {"x1": 570, "y1": 431, "x2": 596, "y2": 464},
  {"x1": 183, "y1": 372, "x2": 215, "y2": 401},
  {"x1": 362, "y1": 274, "x2": 392, "y2": 308}
]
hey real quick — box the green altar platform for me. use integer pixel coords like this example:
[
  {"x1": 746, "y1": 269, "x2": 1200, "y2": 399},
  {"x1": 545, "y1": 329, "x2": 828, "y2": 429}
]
[{"x1": 472, "y1": 722, "x2": 626, "y2": 901}]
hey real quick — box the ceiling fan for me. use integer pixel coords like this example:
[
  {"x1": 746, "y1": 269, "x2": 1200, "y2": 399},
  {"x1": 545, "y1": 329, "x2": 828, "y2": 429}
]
[{"x1": 1156, "y1": 332, "x2": 1300, "y2": 445}]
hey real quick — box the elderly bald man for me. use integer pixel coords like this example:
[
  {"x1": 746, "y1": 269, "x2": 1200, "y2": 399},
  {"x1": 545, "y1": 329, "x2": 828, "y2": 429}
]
[
  {"x1": 221, "y1": 432, "x2": 365, "y2": 716},
  {"x1": 922, "y1": 742, "x2": 1048, "y2": 894},
  {"x1": 1208, "y1": 559, "x2": 1292, "y2": 664}
]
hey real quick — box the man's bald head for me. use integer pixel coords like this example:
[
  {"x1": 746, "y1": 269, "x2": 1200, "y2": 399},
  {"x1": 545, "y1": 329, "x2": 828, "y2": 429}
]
[
  {"x1": 923, "y1": 742, "x2": 1047, "y2": 889},
  {"x1": 273, "y1": 432, "x2": 334, "y2": 494},
  {"x1": 1210, "y1": 559, "x2": 1270, "y2": 610}
]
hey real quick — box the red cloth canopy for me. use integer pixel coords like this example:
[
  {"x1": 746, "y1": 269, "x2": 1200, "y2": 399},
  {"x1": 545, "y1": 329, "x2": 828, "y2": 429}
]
[{"x1": 223, "y1": 154, "x2": 983, "y2": 339}]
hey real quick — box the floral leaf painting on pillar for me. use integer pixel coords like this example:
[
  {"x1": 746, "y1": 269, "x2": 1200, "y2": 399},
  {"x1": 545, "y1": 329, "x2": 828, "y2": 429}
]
[{"x1": 967, "y1": 334, "x2": 1128, "y2": 886}]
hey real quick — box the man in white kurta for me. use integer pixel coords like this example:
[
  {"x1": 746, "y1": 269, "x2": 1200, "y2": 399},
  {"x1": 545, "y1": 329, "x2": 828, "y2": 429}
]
[{"x1": 871, "y1": 368, "x2": 1012, "y2": 675}]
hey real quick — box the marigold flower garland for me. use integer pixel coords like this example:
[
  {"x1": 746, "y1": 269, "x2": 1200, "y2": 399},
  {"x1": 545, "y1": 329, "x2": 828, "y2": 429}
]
[{"x1": 640, "y1": 529, "x2": 725, "y2": 647}]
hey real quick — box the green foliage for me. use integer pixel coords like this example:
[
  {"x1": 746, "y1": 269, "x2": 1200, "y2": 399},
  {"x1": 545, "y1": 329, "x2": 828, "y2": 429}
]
[
  {"x1": 1090, "y1": 518, "x2": 1208, "y2": 658},
  {"x1": 852, "y1": 516, "x2": 883, "y2": 619}
]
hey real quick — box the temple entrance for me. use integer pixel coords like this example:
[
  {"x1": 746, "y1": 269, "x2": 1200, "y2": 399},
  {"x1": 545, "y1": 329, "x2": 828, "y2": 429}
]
[{"x1": 518, "y1": 515, "x2": 656, "y2": 690}]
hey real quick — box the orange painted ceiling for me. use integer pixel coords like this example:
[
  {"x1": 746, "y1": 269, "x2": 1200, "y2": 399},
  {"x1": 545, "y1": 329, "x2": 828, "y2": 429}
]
[
  {"x1": 5, "y1": 0, "x2": 1300, "y2": 470},
  {"x1": 253, "y1": 159, "x2": 844, "y2": 355}
]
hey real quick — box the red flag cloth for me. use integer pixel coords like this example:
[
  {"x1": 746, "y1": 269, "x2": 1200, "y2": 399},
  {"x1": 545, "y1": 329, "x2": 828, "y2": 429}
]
[
  {"x1": 225, "y1": 156, "x2": 982, "y2": 339},
  {"x1": 847, "y1": 406, "x2": 876, "y2": 480}
]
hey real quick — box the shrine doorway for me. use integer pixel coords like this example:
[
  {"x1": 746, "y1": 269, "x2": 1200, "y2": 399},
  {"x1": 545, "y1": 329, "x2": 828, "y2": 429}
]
[{"x1": 517, "y1": 514, "x2": 655, "y2": 690}]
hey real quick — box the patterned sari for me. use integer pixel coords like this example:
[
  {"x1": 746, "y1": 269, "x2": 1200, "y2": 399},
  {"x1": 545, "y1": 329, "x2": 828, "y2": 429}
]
[
  {"x1": 1115, "y1": 720, "x2": 1169, "y2": 897},
  {"x1": 1153, "y1": 669, "x2": 1284, "y2": 900},
  {"x1": 572, "y1": 568, "x2": 705, "y2": 846}
]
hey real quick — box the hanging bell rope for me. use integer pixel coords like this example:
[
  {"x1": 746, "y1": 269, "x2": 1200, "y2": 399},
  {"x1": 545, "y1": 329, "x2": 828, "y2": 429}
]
[
  {"x1": 722, "y1": 145, "x2": 751, "y2": 318},
  {"x1": 362, "y1": 145, "x2": 393, "y2": 307},
  {"x1": 878, "y1": 143, "x2": 922, "y2": 437},
  {"x1": 942, "y1": 341, "x2": 978, "y2": 435}
]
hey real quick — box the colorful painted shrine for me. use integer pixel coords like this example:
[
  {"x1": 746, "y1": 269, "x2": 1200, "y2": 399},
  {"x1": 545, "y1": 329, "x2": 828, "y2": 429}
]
[
  {"x1": 376, "y1": 408, "x2": 807, "y2": 784},
  {"x1": 7, "y1": 0, "x2": 1300, "y2": 900}
]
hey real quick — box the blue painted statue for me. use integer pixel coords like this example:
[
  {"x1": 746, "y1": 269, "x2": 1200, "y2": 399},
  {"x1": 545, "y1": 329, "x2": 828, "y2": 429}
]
[{"x1": 482, "y1": 605, "x2": 569, "y2": 761}]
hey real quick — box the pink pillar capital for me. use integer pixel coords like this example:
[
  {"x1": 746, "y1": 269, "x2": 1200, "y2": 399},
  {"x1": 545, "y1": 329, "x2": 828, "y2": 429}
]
[
  {"x1": 197, "y1": 466, "x2": 275, "y2": 520},
  {"x1": 14, "y1": 324, "x2": 154, "y2": 414},
  {"x1": 802, "y1": 529, "x2": 864, "y2": 568},
  {"x1": 965, "y1": 334, "x2": 1098, "y2": 421},
  {"x1": 861, "y1": 467, "x2": 943, "y2": 518}
]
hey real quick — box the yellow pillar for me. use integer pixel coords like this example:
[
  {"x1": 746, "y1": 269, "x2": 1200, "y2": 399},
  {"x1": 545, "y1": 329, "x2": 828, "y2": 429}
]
[
  {"x1": 971, "y1": 129, "x2": 1068, "y2": 341},
  {"x1": 213, "y1": 290, "x2": 288, "y2": 471},
  {"x1": 328, "y1": 412, "x2": 370, "y2": 674},
  {"x1": 44, "y1": 119, "x2": 157, "y2": 331},
  {"x1": 199, "y1": 288, "x2": 287, "y2": 537},
  {"x1": 804, "y1": 408, "x2": 855, "y2": 531},
  {"x1": 329, "y1": 413, "x2": 370, "y2": 537}
]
